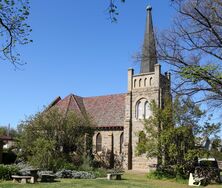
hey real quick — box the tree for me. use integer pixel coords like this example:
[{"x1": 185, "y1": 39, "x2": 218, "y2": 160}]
[
  {"x1": 136, "y1": 97, "x2": 174, "y2": 165},
  {"x1": 157, "y1": 0, "x2": 222, "y2": 109},
  {"x1": 17, "y1": 108, "x2": 94, "y2": 170},
  {"x1": 0, "y1": 0, "x2": 31, "y2": 66},
  {"x1": 107, "y1": 0, "x2": 125, "y2": 22},
  {"x1": 110, "y1": 1, "x2": 222, "y2": 109},
  {"x1": 136, "y1": 96, "x2": 221, "y2": 177},
  {"x1": 0, "y1": 126, "x2": 17, "y2": 137}
]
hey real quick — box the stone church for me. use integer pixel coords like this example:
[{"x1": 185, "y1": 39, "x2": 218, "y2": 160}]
[{"x1": 48, "y1": 6, "x2": 171, "y2": 171}]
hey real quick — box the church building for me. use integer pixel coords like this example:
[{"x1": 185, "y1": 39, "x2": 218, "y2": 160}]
[{"x1": 48, "y1": 6, "x2": 171, "y2": 171}]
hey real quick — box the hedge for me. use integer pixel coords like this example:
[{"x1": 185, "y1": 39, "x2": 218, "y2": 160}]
[{"x1": 0, "y1": 164, "x2": 19, "y2": 180}]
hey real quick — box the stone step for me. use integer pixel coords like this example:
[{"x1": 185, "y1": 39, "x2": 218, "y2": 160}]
[{"x1": 132, "y1": 157, "x2": 157, "y2": 171}]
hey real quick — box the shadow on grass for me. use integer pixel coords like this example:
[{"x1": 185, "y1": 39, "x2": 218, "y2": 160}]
[
  {"x1": 120, "y1": 178, "x2": 128, "y2": 181},
  {"x1": 39, "y1": 179, "x2": 61, "y2": 183}
]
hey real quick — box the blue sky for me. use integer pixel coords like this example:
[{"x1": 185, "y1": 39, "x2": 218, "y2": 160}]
[{"x1": 0, "y1": 1, "x2": 176, "y2": 127}]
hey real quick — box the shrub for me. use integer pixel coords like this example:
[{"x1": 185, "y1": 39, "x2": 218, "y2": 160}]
[
  {"x1": 55, "y1": 170, "x2": 73, "y2": 178},
  {"x1": 93, "y1": 168, "x2": 107, "y2": 178},
  {"x1": 55, "y1": 170, "x2": 95, "y2": 179},
  {"x1": 211, "y1": 149, "x2": 222, "y2": 161},
  {"x1": 91, "y1": 159, "x2": 101, "y2": 169},
  {"x1": 72, "y1": 171, "x2": 95, "y2": 179},
  {"x1": 69, "y1": 154, "x2": 84, "y2": 167},
  {"x1": 18, "y1": 109, "x2": 94, "y2": 172},
  {"x1": 38, "y1": 171, "x2": 53, "y2": 175},
  {"x1": 78, "y1": 157, "x2": 93, "y2": 171},
  {"x1": 147, "y1": 170, "x2": 174, "y2": 180},
  {"x1": 28, "y1": 138, "x2": 58, "y2": 170},
  {"x1": 62, "y1": 163, "x2": 77, "y2": 171},
  {"x1": 16, "y1": 161, "x2": 33, "y2": 170},
  {"x1": 147, "y1": 168, "x2": 187, "y2": 184},
  {"x1": 0, "y1": 165, "x2": 19, "y2": 180},
  {"x1": 147, "y1": 165, "x2": 189, "y2": 180},
  {"x1": 147, "y1": 165, "x2": 181, "y2": 180}
]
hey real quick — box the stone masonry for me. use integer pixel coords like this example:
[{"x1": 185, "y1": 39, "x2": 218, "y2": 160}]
[{"x1": 48, "y1": 6, "x2": 171, "y2": 171}]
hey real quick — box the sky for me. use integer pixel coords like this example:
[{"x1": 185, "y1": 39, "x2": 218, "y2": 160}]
[{"x1": 0, "y1": 1, "x2": 178, "y2": 128}]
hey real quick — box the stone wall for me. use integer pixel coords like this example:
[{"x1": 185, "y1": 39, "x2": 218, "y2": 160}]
[
  {"x1": 132, "y1": 156, "x2": 157, "y2": 172},
  {"x1": 124, "y1": 64, "x2": 170, "y2": 171},
  {"x1": 130, "y1": 90, "x2": 159, "y2": 171},
  {"x1": 93, "y1": 130, "x2": 123, "y2": 155},
  {"x1": 218, "y1": 161, "x2": 222, "y2": 169},
  {"x1": 92, "y1": 64, "x2": 170, "y2": 171}
]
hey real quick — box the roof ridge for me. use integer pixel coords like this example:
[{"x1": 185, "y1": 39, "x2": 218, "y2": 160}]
[
  {"x1": 67, "y1": 93, "x2": 83, "y2": 99},
  {"x1": 45, "y1": 96, "x2": 61, "y2": 111},
  {"x1": 83, "y1": 93, "x2": 126, "y2": 99},
  {"x1": 72, "y1": 95, "x2": 87, "y2": 116},
  {"x1": 64, "y1": 94, "x2": 73, "y2": 117}
]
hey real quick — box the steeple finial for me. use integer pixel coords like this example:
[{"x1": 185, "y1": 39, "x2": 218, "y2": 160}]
[
  {"x1": 140, "y1": 5, "x2": 157, "y2": 73},
  {"x1": 146, "y1": 5, "x2": 152, "y2": 11}
]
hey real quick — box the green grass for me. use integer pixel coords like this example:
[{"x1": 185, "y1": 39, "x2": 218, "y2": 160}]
[{"x1": 0, "y1": 171, "x2": 221, "y2": 188}]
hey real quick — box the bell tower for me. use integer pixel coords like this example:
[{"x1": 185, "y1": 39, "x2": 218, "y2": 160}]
[{"x1": 123, "y1": 6, "x2": 171, "y2": 170}]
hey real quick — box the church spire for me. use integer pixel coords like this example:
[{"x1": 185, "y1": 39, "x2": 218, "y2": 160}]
[{"x1": 140, "y1": 5, "x2": 157, "y2": 73}]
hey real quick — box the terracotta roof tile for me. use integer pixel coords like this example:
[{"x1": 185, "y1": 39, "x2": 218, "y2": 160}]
[
  {"x1": 84, "y1": 94, "x2": 126, "y2": 128},
  {"x1": 49, "y1": 93, "x2": 126, "y2": 128}
]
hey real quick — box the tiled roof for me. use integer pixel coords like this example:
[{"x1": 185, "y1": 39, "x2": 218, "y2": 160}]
[
  {"x1": 84, "y1": 94, "x2": 126, "y2": 128},
  {"x1": 49, "y1": 93, "x2": 126, "y2": 128},
  {"x1": 54, "y1": 94, "x2": 85, "y2": 117}
]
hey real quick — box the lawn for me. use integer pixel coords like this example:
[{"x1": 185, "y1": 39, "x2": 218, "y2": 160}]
[{"x1": 0, "y1": 171, "x2": 221, "y2": 188}]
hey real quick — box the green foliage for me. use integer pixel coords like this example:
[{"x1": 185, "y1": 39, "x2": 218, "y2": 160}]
[
  {"x1": 200, "y1": 122, "x2": 221, "y2": 139},
  {"x1": 61, "y1": 163, "x2": 78, "y2": 171},
  {"x1": 210, "y1": 149, "x2": 222, "y2": 161},
  {"x1": 136, "y1": 95, "x2": 220, "y2": 177},
  {"x1": 181, "y1": 64, "x2": 221, "y2": 80},
  {"x1": 92, "y1": 168, "x2": 107, "y2": 178},
  {"x1": 147, "y1": 170, "x2": 187, "y2": 184},
  {"x1": 28, "y1": 138, "x2": 60, "y2": 170},
  {"x1": 173, "y1": 96, "x2": 204, "y2": 129},
  {"x1": 0, "y1": 164, "x2": 19, "y2": 180},
  {"x1": 136, "y1": 97, "x2": 173, "y2": 159},
  {"x1": 17, "y1": 108, "x2": 94, "y2": 170},
  {"x1": 0, "y1": 126, "x2": 18, "y2": 137},
  {"x1": 158, "y1": 0, "x2": 222, "y2": 108},
  {"x1": 78, "y1": 157, "x2": 93, "y2": 172},
  {"x1": 147, "y1": 170, "x2": 175, "y2": 180},
  {"x1": 161, "y1": 126, "x2": 195, "y2": 165}
]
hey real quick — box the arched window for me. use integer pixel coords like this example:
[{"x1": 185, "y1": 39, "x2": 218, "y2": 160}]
[
  {"x1": 134, "y1": 79, "x2": 137, "y2": 88},
  {"x1": 138, "y1": 102, "x2": 143, "y2": 119},
  {"x1": 136, "y1": 101, "x2": 139, "y2": 119},
  {"x1": 144, "y1": 101, "x2": 151, "y2": 119},
  {"x1": 120, "y1": 132, "x2": 124, "y2": 154},
  {"x1": 139, "y1": 79, "x2": 142, "y2": 87},
  {"x1": 150, "y1": 77, "x2": 153, "y2": 86},
  {"x1": 96, "y1": 133, "x2": 102, "y2": 152},
  {"x1": 144, "y1": 78, "x2": 147, "y2": 87},
  {"x1": 136, "y1": 100, "x2": 143, "y2": 119},
  {"x1": 136, "y1": 99, "x2": 150, "y2": 119}
]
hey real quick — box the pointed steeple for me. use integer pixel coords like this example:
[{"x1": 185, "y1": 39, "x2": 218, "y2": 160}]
[{"x1": 140, "y1": 5, "x2": 157, "y2": 73}]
